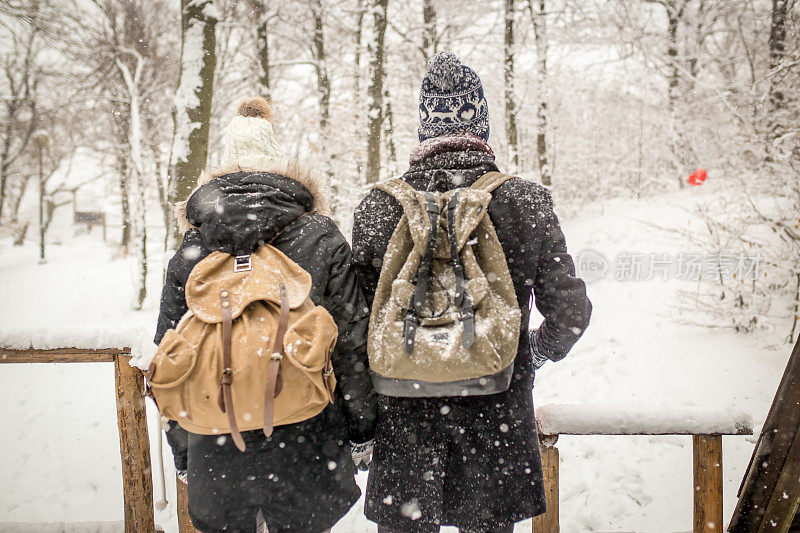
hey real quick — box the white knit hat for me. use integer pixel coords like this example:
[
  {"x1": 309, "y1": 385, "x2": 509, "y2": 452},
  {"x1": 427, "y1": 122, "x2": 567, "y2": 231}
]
[{"x1": 222, "y1": 97, "x2": 285, "y2": 168}]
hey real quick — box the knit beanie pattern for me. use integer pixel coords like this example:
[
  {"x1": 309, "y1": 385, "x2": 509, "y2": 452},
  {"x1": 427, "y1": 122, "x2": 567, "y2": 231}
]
[
  {"x1": 418, "y1": 51, "x2": 490, "y2": 142},
  {"x1": 223, "y1": 97, "x2": 285, "y2": 169}
]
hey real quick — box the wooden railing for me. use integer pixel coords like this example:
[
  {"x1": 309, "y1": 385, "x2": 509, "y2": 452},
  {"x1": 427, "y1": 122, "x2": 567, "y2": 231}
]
[
  {"x1": 0, "y1": 346, "x2": 757, "y2": 533},
  {"x1": 531, "y1": 404, "x2": 754, "y2": 533},
  {"x1": 0, "y1": 347, "x2": 154, "y2": 533}
]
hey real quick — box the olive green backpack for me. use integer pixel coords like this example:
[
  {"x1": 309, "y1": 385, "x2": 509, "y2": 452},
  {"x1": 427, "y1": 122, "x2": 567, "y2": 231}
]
[{"x1": 368, "y1": 172, "x2": 521, "y2": 397}]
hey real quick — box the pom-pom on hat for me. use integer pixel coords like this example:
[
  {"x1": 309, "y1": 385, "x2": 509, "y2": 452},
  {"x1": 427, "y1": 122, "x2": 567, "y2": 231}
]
[
  {"x1": 223, "y1": 96, "x2": 284, "y2": 168},
  {"x1": 418, "y1": 51, "x2": 489, "y2": 142}
]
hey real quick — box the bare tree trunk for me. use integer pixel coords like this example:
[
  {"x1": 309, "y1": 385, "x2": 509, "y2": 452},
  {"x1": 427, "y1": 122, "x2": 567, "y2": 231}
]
[
  {"x1": 9, "y1": 175, "x2": 31, "y2": 223},
  {"x1": 155, "y1": 157, "x2": 170, "y2": 232},
  {"x1": 0, "y1": 27, "x2": 38, "y2": 222},
  {"x1": 354, "y1": 0, "x2": 365, "y2": 96},
  {"x1": 143, "y1": 115, "x2": 170, "y2": 238},
  {"x1": 665, "y1": 1, "x2": 681, "y2": 110},
  {"x1": 687, "y1": 0, "x2": 705, "y2": 82},
  {"x1": 311, "y1": 0, "x2": 336, "y2": 209},
  {"x1": 504, "y1": 0, "x2": 519, "y2": 174},
  {"x1": 665, "y1": 0, "x2": 687, "y2": 188},
  {"x1": 767, "y1": 0, "x2": 789, "y2": 145},
  {"x1": 530, "y1": 0, "x2": 549, "y2": 185},
  {"x1": 312, "y1": 0, "x2": 330, "y2": 163},
  {"x1": 0, "y1": 143, "x2": 14, "y2": 222},
  {"x1": 365, "y1": 0, "x2": 389, "y2": 184},
  {"x1": 258, "y1": 18, "x2": 270, "y2": 99},
  {"x1": 116, "y1": 55, "x2": 148, "y2": 310},
  {"x1": 114, "y1": 115, "x2": 132, "y2": 251},
  {"x1": 353, "y1": 0, "x2": 366, "y2": 184},
  {"x1": 383, "y1": 85, "x2": 398, "y2": 175},
  {"x1": 1, "y1": 149, "x2": 15, "y2": 222},
  {"x1": 250, "y1": 0, "x2": 272, "y2": 99},
  {"x1": 789, "y1": 272, "x2": 800, "y2": 344},
  {"x1": 168, "y1": 0, "x2": 217, "y2": 247},
  {"x1": 422, "y1": 0, "x2": 437, "y2": 63}
]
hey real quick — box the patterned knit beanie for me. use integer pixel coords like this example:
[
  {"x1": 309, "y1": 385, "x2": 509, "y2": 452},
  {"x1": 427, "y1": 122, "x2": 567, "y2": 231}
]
[
  {"x1": 223, "y1": 96, "x2": 285, "y2": 168},
  {"x1": 418, "y1": 51, "x2": 489, "y2": 142}
]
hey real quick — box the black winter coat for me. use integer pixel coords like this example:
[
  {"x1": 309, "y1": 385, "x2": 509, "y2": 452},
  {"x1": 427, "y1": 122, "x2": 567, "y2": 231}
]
[
  {"x1": 154, "y1": 166, "x2": 376, "y2": 532},
  {"x1": 352, "y1": 145, "x2": 592, "y2": 531}
]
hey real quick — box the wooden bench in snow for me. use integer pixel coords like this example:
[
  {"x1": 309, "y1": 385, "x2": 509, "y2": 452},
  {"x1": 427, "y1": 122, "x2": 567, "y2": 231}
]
[
  {"x1": 532, "y1": 404, "x2": 753, "y2": 533},
  {"x1": 73, "y1": 210, "x2": 107, "y2": 241},
  {"x1": 0, "y1": 326, "x2": 154, "y2": 533}
]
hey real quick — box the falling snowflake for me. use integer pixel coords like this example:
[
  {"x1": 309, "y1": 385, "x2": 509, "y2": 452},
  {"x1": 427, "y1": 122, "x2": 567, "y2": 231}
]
[{"x1": 401, "y1": 500, "x2": 422, "y2": 521}]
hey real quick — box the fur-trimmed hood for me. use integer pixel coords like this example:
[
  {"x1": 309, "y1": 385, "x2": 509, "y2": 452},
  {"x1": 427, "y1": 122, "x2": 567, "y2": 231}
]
[
  {"x1": 174, "y1": 158, "x2": 332, "y2": 256},
  {"x1": 175, "y1": 157, "x2": 331, "y2": 235}
]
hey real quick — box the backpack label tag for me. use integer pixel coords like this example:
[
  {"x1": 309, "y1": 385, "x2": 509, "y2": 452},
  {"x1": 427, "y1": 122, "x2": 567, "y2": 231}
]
[{"x1": 234, "y1": 255, "x2": 252, "y2": 272}]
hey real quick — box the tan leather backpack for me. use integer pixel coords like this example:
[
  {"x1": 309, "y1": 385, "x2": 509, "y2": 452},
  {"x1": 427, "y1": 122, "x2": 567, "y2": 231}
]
[
  {"x1": 368, "y1": 172, "x2": 521, "y2": 397},
  {"x1": 147, "y1": 245, "x2": 338, "y2": 451}
]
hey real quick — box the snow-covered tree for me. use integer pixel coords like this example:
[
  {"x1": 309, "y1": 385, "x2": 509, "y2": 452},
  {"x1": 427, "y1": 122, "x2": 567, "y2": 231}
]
[
  {"x1": 168, "y1": 0, "x2": 218, "y2": 245},
  {"x1": 365, "y1": 0, "x2": 389, "y2": 184}
]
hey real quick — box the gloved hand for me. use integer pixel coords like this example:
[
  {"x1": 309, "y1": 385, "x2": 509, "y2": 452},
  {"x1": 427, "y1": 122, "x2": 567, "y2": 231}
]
[
  {"x1": 530, "y1": 329, "x2": 550, "y2": 370},
  {"x1": 176, "y1": 469, "x2": 188, "y2": 484},
  {"x1": 350, "y1": 439, "x2": 374, "y2": 471}
]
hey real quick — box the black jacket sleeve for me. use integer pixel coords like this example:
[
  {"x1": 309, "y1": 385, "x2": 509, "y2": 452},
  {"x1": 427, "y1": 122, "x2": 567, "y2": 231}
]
[
  {"x1": 153, "y1": 230, "x2": 207, "y2": 470},
  {"x1": 324, "y1": 234, "x2": 377, "y2": 444},
  {"x1": 154, "y1": 229, "x2": 207, "y2": 345},
  {"x1": 489, "y1": 180, "x2": 591, "y2": 363},
  {"x1": 154, "y1": 263, "x2": 187, "y2": 345},
  {"x1": 352, "y1": 190, "x2": 401, "y2": 310},
  {"x1": 530, "y1": 191, "x2": 592, "y2": 361}
]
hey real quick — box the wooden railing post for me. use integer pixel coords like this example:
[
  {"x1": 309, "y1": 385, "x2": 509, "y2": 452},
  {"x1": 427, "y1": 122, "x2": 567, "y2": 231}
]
[
  {"x1": 114, "y1": 353, "x2": 155, "y2": 533},
  {"x1": 1, "y1": 347, "x2": 156, "y2": 531},
  {"x1": 532, "y1": 435, "x2": 560, "y2": 533},
  {"x1": 693, "y1": 434, "x2": 723, "y2": 533},
  {"x1": 177, "y1": 476, "x2": 197, "y2": 532}
]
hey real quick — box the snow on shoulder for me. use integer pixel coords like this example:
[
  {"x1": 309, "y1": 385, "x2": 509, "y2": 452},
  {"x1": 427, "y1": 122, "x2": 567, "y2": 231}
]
[
  {"x1": 536, "y1": 403, "x2": 753, "y2": 436},
  {"x1": 0, "y1": 325, "x2": 155, "y2": 370}
]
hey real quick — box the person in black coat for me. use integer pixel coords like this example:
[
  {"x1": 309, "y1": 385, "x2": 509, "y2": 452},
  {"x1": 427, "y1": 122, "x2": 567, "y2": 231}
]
[
  {"x1": 154, "y1": 97, "x2": 376, "y2": 533},
  {"x1": 352, "y1": 52, "x2": 592, "y2": 532}
]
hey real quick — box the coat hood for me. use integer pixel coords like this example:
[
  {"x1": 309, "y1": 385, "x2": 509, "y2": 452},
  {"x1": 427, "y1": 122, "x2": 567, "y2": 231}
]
[
  {"x1": 175, "y1": 158, "x2": 331, "y2": 255},
  {"x1": 401, "y1": 134, "x2": 498, "y2": 192}
]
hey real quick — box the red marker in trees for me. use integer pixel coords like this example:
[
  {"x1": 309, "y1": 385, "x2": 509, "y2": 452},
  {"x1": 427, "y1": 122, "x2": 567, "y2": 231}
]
[{"x1": 687, "y1": 168, "x2": 707, "y2": 186}]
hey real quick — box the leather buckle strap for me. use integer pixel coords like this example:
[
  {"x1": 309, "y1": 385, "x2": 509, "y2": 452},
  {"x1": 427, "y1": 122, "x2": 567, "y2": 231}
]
[
  {"x1": 403, "y1": 310, "x2": 420, "y2": 353},
  {"x1": 263, "y1": 283, "x2": 290, "y2": 437},
  {"x1": 218, "y1": 289, "x2": 247, "y2": 452}
]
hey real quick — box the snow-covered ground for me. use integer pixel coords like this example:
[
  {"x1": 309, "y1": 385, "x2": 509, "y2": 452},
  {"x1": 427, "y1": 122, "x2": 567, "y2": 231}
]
[{"x1": 0, "y1": 187, "x2": 792, "y2": 532}]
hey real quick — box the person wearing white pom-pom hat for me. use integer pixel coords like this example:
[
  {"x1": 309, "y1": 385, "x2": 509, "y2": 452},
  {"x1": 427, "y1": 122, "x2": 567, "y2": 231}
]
[{"x1": 155, "y1": 96, "x2": 377, "y2": 533}]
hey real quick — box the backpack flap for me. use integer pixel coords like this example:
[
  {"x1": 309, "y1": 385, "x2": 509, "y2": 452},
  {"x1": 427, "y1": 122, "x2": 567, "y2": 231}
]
[
  {"x1": 186, "y1": 245, "x2": 312, "y2": 323},
  {"x1": 381, "y1": 187, "x2": 490, "y2": 258},
  {"x1": 435, "y1": 188, "x2": 491, "y2": 258}
]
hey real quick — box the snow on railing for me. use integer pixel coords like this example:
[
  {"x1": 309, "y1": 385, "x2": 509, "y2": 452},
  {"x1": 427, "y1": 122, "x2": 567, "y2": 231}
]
[
  {"x1": 536, "y1": 403, "x2": 754, "y2": 436},
  {"x1": 532, "y1": 403, "x2": 754, "y2": 533},
  {"x1": 0, "y1": 334, "x2": 155, "y2": 531},
  {"x1": 0, "y1": 325, "x2": 155, "y2": 369}
]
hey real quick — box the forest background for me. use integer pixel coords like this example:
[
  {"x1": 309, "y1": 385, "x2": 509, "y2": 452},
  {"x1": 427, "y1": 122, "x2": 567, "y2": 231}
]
[{"x1": 1, "y1": 0, "x2": 799, "y2": 368}]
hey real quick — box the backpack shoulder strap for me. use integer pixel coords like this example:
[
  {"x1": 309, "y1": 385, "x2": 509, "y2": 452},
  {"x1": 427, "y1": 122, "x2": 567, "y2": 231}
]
[
  {"x1": 470, "y1": 171, "x2": 517, "y2": 194},
  {"x1": 375, "y1": 178, "x2": 419, "y2": 215}
]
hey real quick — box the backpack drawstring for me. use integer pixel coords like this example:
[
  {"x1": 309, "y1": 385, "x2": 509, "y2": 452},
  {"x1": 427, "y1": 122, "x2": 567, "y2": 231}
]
[{"x1": 154, "y1": 414, "x2": 168, "y2": 511}]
